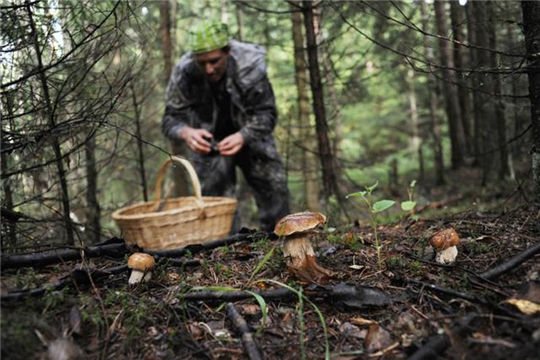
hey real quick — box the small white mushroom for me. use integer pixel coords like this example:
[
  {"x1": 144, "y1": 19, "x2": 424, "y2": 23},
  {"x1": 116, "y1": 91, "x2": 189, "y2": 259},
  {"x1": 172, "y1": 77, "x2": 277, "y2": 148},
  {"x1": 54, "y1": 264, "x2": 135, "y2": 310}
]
[
  {"x1": 429, "y1": 228, "x2": 460, "y2": 264},
  {"x1": 127, "y1": 253, "x2": 155, "y2": 284}
]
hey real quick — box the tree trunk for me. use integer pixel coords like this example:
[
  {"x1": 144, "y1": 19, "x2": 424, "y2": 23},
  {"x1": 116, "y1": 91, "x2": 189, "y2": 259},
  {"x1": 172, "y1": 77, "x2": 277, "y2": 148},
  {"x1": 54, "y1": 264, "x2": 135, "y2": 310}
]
[
  {"x1": 314, "y1": 7, "x2": 344, "y2": 192},
  {"x1": 131, "y1": 84, "x2": 148, "y2": 202},
  {"x1": 471, "y1": 1, "x2": 499, "y2": 185},
  {"x1": 160, "y1": 0, "x2": 173, "y2": 86},
  {"x1": 291, "y1": 5, "x2": 321, "y2": 212},
  {"x1": 302, "y1": 0, "x2": 340, "y2": 202},
  {"x1": 1, "y1": 95, "x2": 17, "y2": 251},
  {"x1": 407, "y1": 69, "x2": 422, "y2": 182},
  {"x1": 421, "y1": 0, "x2": 445, "y2": 185},
  {"x1": 522, "y1": 0, "x2": 540, "y2": 206},
  {"x1": 434, "y1": 1, "x2": 466, "y2": 169},
  {"x1": 84, "y1": 133, "x2": 101, "y2": 244},
  {"x1": 161, "y1": 0, "x2": 189, "y2": 196},
  {"x1": 487, "y1": 4, "x2": 510, "y2": 180},
  {"x1": 466, "y1": 0, "x2": 480, "y2": 164},
  {"x1": 26, "y1": 3, "x2": 74, "y2": 246},
  {"x1": 450, "y1": 1, "x2": 474, "y2": 153},
  {"x1": 236, "y1": 4, "x2": 244, "y2": 41}
]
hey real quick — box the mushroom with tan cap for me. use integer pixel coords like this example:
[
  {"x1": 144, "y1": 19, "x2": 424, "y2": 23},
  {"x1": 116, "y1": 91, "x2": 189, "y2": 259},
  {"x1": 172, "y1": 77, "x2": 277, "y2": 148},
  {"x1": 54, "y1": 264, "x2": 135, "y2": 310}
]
[
  {"x1": 274, "y1": 212, "x2": 334, "y2": 283},
  {"x1": 127, "y1": 252, "x2": 156, "y2": 284},
  {"x1": 429, "y1": 228, "x2": 460, "y2": 264}
]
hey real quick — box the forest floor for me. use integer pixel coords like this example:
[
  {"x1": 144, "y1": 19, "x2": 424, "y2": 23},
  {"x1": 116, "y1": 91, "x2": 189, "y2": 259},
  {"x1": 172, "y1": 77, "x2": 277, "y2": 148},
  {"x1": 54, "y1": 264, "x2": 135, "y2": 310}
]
[{"x1": 2, "y1": 170, "x2": 540, "y2": 360}]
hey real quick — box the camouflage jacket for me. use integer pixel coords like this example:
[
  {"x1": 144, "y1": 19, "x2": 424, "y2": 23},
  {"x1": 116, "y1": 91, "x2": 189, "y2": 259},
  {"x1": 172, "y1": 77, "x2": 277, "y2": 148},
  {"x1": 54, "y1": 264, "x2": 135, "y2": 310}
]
[{"x1": 161, "y1": 40, "x2": 278, "y2": 145}]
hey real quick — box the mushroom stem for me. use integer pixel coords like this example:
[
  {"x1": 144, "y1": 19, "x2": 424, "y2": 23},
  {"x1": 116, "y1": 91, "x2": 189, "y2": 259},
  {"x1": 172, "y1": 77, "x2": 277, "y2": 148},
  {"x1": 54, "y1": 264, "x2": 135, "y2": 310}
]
[
  {"x1": 128, "y1": 270, "x2": 152, "y2": 285},
  {"x1": 435, "y1": 246, "x2": 458, "y2": 264},
  {"x1": 282, "y1": 233, "x2": 333, "y2": 283}
]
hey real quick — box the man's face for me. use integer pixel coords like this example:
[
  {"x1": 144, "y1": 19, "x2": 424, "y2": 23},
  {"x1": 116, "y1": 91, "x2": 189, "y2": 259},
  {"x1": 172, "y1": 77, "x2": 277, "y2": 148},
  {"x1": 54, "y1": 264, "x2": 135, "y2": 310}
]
[{"x1": 194, "y1": 49, "x2": 229, "y2": 83}]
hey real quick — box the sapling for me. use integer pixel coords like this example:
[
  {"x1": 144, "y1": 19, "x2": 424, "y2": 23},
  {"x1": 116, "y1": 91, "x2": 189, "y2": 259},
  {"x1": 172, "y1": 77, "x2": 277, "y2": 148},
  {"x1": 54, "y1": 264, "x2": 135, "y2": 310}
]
[{"x1": 346, "y1": 181, "x2": 395, "y2": 268}]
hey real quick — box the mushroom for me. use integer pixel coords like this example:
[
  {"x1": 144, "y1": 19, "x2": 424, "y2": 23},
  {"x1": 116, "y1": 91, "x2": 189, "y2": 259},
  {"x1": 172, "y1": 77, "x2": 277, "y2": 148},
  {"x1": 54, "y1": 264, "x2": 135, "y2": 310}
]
[
  {"x1": 127, "y1": 253, "x2": 155, "y2": 284},
  {"x1": 429, "y1": 228, "x2": 460, "y2": 264},
  {"x1": 274, "y1": 212, "x2": 334, "y2": 283}
]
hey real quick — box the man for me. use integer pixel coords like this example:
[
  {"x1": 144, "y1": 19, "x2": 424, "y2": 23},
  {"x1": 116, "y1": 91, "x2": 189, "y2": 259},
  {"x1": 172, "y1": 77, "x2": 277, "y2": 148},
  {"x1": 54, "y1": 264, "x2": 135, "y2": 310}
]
[{"x1": 162, "y1": 21, "x2": 290, "y2": 232}]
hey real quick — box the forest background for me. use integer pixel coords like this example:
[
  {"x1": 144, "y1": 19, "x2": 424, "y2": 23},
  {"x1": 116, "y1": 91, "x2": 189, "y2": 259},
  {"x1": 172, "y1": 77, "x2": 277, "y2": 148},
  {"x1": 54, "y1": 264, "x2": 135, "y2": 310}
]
[{"x1": 1, "y1": 0, "x2": 539, "y2": 251}]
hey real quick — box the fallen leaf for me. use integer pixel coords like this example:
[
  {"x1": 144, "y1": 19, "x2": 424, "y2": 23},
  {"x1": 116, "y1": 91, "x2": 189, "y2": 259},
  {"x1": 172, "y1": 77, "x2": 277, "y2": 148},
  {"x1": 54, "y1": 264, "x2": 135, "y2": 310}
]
[
  {"x1": 239, "y1": 304, "x2": 261, "y2": 315},
  {"x1": 364, "y1": 323, "x2": 393, "y2": 353},
  {"x1": 350, "y1": 317, "x2": 377, "y2": 326},
  {"x1": 503, "y1": 298, "x2": 540, "y2": 315},
  {"x1": 339, "y1": 322, "x2": 367, "y2": 339},
  {"x1": 69, "y1": 305, "x2": 82, "y2": 336}
]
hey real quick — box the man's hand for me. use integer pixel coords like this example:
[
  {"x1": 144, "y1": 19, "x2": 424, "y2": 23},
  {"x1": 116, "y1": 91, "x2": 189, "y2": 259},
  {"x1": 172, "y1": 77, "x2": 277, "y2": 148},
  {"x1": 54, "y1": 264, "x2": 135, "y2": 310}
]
[
  {"x1": 179, "y1": 126, "x2": 213, "y2": 154},
  {"x1": 218, "y1": 132, "x2": 244, "y2": 156}
]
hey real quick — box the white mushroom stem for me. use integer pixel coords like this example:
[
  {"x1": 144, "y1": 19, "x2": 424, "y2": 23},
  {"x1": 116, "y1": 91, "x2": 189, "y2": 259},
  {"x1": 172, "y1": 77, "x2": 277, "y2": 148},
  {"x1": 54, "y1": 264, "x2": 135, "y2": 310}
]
[
  {"x1": 435, "y1": 246, "x2": 458, "y2": 264},
  {"x1": 282, "y1": 233, "x2": 333, "y2": 283},
  {"x1": 128, "y1": 270, "x2": 152, "y2": 285},
  {"x1": 282, "y1": 235, "x2": 316, "y2": 259}
]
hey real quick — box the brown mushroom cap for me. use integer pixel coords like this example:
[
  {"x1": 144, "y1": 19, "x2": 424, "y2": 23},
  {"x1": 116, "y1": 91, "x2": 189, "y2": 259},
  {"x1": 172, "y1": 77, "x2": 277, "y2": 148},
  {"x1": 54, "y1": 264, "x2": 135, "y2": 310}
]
[
  {"x1": 274, "y1": 212, "x2": 327, "y2": 236},
  {"x1": 428, "y1": 228, "x2": 460, "y2": 250},
  {"x1": 127, "y1": 253, "x2": 155, "y2": 271}
]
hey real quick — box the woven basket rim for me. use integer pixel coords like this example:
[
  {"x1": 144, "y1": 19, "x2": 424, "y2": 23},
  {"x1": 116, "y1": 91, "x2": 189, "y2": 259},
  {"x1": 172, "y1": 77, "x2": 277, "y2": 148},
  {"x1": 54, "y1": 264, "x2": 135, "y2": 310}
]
[{"x1": 112, "y1": 196, "x2": 237, "y2": 221}]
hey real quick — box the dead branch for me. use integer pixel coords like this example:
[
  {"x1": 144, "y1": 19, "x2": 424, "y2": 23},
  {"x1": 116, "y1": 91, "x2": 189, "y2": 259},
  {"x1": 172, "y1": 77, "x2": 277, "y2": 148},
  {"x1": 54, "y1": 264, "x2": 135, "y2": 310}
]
[
  {"x1": 408, "y1": 312, "x2": 479, "y2": 360},
  {"x1": 479, "y1": 241, "x2": 540, "y2": 280},
  {"x1": 412, "y1": 194, "x2": 464, "y2": 216},
  {"x1": 226, "y1": 303, "x2": 263, "y2": 360},
  {"x1": 0, "y1": 240, "x2": 127, "y2": 270},
  {"x1": 0, "y1": 231, "x2": 272, "y2": 270},
  {"x1": 1, "y1": 265, "x2": 127, "y2": 301},
  {"x1": 147, "y1": 231, "x2": 273, "y2": 258}
]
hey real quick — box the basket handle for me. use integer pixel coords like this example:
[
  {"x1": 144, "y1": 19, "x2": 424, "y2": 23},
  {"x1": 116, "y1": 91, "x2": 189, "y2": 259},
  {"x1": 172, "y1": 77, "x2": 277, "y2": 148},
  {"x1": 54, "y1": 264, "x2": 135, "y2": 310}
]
[{"x1": 153, "y1": 156, "x2": 205, "y2": 214}]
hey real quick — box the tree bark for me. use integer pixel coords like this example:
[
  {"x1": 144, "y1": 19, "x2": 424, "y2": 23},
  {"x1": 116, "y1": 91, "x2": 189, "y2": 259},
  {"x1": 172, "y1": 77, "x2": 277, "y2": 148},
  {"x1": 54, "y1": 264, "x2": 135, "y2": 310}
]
[
  {"x1": 161, "y1": 0, "x2": 189, "y2": 196},
  {"x1": 471, "y1": 1, "x2": 499, "y2": 185},
  {"x1": 421, "y1": 0, "x2": 445, "y2": 185},
  {"x1": 1, "y1": 96, "x2": 17, "y2": 251},
  {"x1": 131, "y1": 84, "x2": 148, "y2": 202},
  {"x1": 314, "y1": 8, "x2": 344, "y2": 192},
  {"x1": 450, "y1": 1, "x2": 474, "y2": 153},
  {"x1": 302, "y1": 0, "x2": 340, "y2": 201},
  {"x1": 407, "y1": 69, "x2": 423, "y2": 182},
  {"x1": 291, "y1": 5, "x2": 321, "y2": 211},
  {"x1": 26, "y1": 2, "x2": 75, "y2": 245},
  {"x1": 487, "y1": 4, "x2": 510, "y2": 180},
  {"x1": 434, "y1": 1, "x2": 466, "y2": 169},
  {"x1": 160, "y1": 0, "x2": 173, "y2": 86},
  {"x1": 236, "y1": 3, "x2": 244, "y2": 41},
  {"x1": 85, "y1": 134, "x2": 101, "y2": 244},
  {"x1": 522, "y1": 0, "x2": 540, "y2": 206}
]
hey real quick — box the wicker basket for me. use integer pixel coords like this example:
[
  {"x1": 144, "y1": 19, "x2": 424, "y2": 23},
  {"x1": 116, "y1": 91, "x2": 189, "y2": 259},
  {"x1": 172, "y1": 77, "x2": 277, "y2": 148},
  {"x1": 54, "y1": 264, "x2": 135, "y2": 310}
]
[{"x1": 112, "y1": 156, "x2": 237, "y2": 250}]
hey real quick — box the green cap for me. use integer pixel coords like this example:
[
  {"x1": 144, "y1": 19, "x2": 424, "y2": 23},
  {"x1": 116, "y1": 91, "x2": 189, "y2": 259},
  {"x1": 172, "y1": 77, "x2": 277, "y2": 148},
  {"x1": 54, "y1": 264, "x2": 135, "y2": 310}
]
[{"x1": 188, "y1": 22, "x2": 230, "y2": 54}]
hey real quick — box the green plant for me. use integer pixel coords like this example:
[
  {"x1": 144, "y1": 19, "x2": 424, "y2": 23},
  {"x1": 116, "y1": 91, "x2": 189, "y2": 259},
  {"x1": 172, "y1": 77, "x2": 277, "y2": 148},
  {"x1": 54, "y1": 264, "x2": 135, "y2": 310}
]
[
  {"x1": 401, "y1": 180, "x2": 417, "y2": 213},
  {"x1": 262, "y1": 279, "x2": 330, "y2": 360},
  {"x1": 346, "y1": 181, "x2": 396, "y2": 268}
]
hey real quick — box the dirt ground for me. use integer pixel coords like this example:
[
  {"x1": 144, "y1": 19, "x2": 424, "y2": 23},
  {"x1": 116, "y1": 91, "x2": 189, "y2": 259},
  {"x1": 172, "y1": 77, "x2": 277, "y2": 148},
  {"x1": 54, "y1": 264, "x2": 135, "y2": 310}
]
[{"x1": 2, "y1": 198, "x2": 540, "y2": 359}]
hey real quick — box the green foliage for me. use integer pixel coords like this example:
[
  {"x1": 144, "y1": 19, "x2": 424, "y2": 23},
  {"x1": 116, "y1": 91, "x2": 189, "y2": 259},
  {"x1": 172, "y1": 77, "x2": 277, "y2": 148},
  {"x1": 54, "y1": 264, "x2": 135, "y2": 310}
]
[
  {"x1": 347, "y1": 180, "x2": 417, "y2": 267},
  {"x1": 347, "y1": 181, "x2": 395, "y2": 268},
  {"x1": 263, "y1": 280, "x2": 331, "y2": 360}
]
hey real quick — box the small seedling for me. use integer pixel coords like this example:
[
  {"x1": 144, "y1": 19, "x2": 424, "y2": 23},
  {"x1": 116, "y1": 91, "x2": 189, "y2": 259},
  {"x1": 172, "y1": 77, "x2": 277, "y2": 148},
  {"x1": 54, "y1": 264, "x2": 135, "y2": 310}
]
[
  {"x1": 346, "y1": 181, "x2": 395, "y2": 268},
  {"x1": 401, "y1": 180, "x2": 417, "y2": 213}
]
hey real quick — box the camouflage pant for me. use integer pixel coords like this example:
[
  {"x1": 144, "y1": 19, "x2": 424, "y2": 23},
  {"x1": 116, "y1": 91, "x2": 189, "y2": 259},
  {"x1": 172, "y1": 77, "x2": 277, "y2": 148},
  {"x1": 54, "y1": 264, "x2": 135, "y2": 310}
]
[{"x1": 190, "y1": 136, "x2": 290, "y2": 232}]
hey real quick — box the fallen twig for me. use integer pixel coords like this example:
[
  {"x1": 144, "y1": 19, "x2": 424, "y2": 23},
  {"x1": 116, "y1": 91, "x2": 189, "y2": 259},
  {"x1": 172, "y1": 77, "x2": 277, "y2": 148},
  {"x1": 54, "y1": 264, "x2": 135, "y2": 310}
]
[
  {"x1": 479, "y1": 241, "x2": 540, "y2": 280},
  {"x1": 148, "y1": 231, "x2": 273, "y2": 258},
  {"x1": 1, "y1": 239, "x2": 127, "y2": 270},
  {"x1": 409, "y1": 279, "x2": 486, "y2": 304},
  {"x1": 227, "y1": 303, "x2": 263, "y2": 360},
  {"x1": 1, "y1": 265, "x2": 128, "y2": 301},
  {"x1": 408, "y1": 312, "x2": 478, "y2": 360}
]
